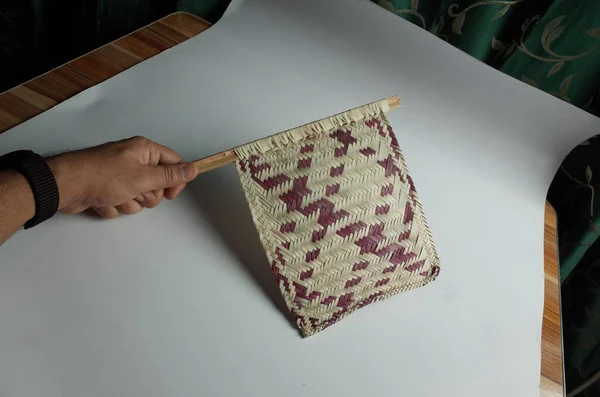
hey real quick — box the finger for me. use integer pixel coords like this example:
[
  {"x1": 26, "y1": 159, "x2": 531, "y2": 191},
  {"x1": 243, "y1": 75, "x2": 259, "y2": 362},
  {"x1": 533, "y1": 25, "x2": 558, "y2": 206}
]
[
  {"x1": 165, "y1": 184, "x2": 186, "y2": 200},
  {"x1": 138, "y1": 162, "x2": 198, "y2": 191},
  {"x1": 93, "y1": 206, "x2": 120, "y2": 219},
  {"x1": 116, "y1": 200, "x2": 144, "y2": 215},
  {"x1": 140, "y1": 189, "x2": 164, "y2": 209},
  {"x1": 146, "y1": 139, "x2": 184, "y2": 166}
]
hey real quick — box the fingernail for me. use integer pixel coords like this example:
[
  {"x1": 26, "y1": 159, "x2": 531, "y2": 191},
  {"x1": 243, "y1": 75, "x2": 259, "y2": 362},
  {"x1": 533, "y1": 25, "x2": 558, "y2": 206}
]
[
  {"x1": 180, "y1": 163, "x2": 197, "y2": 180},
  {"x1": 134, "y1": 195, "x2": 145, "y2": 203}
]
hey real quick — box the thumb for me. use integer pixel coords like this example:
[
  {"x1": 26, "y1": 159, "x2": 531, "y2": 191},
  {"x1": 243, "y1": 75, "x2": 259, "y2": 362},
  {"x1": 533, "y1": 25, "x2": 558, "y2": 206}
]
[{"x1": 143, "y1": 162, "x2": 198, "y2": 191}]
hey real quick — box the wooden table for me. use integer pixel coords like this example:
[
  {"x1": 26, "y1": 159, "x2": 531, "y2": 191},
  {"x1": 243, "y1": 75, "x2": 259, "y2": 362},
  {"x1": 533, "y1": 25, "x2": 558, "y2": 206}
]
[
  {"x1": 542, "y1": 202, "x2": 564, "y2": 396},
  {"x1": 0, "y1": 11, "x2": 564, "y2": 396}
]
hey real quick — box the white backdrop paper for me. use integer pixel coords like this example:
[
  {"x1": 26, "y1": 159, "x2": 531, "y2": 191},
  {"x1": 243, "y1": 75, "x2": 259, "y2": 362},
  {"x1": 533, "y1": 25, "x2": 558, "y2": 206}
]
[{"x1": 1, "y1": 0, "x2": 599, "y2": 396}]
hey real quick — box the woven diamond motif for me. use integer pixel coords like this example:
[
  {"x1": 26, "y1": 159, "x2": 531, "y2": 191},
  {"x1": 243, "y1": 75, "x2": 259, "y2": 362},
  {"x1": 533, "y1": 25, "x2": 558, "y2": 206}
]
[{"x1": 235, "y1": 102, "x2": 439, "y2": 337}]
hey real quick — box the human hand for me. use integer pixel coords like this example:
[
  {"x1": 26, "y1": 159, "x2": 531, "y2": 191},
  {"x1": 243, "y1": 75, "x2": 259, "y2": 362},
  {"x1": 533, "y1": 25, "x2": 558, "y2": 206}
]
[{"x1": 46, "y1": 136, "x2": 198, "y2": 218}]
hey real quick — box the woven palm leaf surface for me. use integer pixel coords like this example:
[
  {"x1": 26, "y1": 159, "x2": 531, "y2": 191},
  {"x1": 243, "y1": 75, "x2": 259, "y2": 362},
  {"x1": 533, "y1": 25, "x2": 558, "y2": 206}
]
[{"x1": 234, "y1": 98, "x2": 440, "y2": 337}]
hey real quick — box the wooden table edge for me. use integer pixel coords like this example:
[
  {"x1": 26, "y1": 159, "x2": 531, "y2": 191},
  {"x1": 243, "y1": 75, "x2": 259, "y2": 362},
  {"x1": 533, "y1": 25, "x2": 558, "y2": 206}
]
[
  {"x1": 0, "y1": 11, "x2": 204, "y2": 99},
  {"x1": 0, "y1": 12, "x2": 211, "y2": 132},
  {"x1": 0, "y1": 11, "x2": 565, "y2": 396},
  {"x1": 542, "y1": 202, "x2": 564, "y2": 396}
]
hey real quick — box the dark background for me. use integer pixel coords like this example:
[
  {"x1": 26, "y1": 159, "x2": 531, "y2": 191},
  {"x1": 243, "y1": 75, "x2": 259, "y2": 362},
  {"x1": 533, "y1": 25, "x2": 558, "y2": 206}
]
[{"x1": 0, "y1": 0, "x2": 229, "y2": 93}]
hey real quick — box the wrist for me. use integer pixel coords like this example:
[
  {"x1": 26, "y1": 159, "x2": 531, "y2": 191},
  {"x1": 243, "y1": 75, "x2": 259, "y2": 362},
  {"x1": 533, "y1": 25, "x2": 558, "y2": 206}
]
[{"x1": 46, "y1": 155, "x2": 85, "y2": 211}]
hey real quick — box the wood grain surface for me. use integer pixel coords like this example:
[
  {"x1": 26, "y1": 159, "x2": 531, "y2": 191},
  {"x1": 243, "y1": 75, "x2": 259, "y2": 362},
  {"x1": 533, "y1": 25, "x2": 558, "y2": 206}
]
[
  {"x1": 0, "y1": 13, "x2": 210, "y2": 133},
  {"x1": 542, "y1": 202, "x2": 564, "y2": 396},
  {"x1": 0, "y1": 11, "x2": 564, "y2": 396}
]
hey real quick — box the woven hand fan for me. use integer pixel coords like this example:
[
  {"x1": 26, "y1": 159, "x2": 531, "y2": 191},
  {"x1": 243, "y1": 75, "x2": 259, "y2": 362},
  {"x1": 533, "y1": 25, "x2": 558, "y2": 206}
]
[{"x1": 193, "y1": 96, "x2": 440, "y2": 337}]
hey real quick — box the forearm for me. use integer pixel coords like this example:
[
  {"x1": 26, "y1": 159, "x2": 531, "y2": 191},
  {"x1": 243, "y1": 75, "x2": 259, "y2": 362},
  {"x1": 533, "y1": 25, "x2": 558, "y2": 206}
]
[
  {"x1": 0, "y1": 170, "x2": 36, "y2": 245},
  {"x1": 0, "y1": 156, "x2": 80, "y2": 246}
]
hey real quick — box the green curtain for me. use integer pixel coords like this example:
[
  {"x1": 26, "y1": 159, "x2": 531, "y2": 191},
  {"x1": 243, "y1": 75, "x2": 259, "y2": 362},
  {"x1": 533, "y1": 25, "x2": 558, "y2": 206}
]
[
  {"x1": 1, "y1": 0, "x2": 600, "y2": 394},
  {"x1": 376, "y1": 0, "x2": 600, "y2": 112},
  {"x1": 548, "y1": 139, "x2": 600, "y2": 395}
]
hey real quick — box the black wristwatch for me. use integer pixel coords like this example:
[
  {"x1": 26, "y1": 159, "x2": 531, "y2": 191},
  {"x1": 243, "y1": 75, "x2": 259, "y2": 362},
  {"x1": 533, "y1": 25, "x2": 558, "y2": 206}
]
[{"x1": 0, "y1": 150, "x2": 59, "y2": 229}]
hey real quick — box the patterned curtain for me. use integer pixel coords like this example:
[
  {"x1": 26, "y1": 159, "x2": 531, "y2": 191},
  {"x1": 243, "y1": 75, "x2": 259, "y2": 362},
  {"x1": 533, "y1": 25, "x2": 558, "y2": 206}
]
[
  {"x1": 376, "y1": 0, "x2": 600, "y2": 113},
  {"x1": 1, "y1": 0, "x2": 600, "y2": 394}
]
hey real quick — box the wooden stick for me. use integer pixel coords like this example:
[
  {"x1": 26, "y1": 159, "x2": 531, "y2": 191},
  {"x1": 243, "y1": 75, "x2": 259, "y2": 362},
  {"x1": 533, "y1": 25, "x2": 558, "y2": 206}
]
[
  {"x1": 192, "y1": 96, "x2": 401, "y2": 175},
  {"x1": 192, "y1": 149, "x2": 237, "y2": 174},
  {"x1": 387, "y1": 95, "x2": 401, "y2": 109}
]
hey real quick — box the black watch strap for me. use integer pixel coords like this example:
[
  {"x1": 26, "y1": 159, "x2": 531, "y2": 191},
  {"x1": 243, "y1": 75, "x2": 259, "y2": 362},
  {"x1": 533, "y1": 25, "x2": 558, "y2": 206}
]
[{"x1": 0, "y1": 150, "x2": 60, "y2": 229}]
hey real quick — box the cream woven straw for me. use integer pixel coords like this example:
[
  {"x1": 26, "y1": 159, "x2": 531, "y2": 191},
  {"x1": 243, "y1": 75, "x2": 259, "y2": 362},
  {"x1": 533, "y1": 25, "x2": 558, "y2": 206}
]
[{"x1": 234, "y1": 98, "x2": 440, "y2": 337}]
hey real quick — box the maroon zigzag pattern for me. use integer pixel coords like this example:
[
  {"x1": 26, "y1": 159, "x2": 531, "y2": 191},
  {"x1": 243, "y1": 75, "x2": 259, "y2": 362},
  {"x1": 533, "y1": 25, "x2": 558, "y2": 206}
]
[{"x1": 236, "y1": 113, "x2": 439, "y2": 337}]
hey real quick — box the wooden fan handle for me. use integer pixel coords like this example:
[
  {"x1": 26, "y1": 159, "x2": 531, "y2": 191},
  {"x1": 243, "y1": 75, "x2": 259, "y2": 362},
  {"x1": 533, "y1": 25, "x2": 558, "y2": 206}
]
[
  {"x1": 191, "y1": 96, "x2": 401, "y2": 175},
  {"x1": 192, "y1": 149, "x2": 237, "y2": 174}
]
